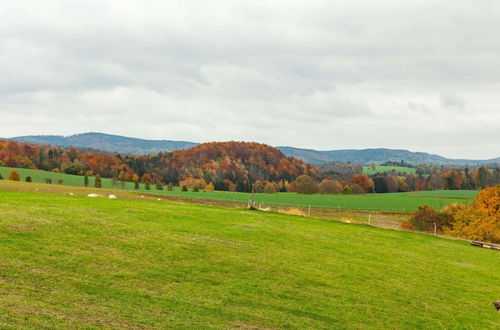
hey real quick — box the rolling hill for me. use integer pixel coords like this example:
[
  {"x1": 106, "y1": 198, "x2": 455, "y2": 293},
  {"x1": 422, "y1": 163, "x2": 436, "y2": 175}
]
[
  {"x1": 6, "y1": 132, "x2": 197, "y2": 155},
  {"x1": 5, "y1": 132, "x2": 499, "y2": 165}
]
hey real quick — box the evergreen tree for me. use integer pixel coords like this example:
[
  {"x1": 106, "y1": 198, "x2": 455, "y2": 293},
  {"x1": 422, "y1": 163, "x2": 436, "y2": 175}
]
[
  {"x1": 134, "y1": 181, "x2": 140, "y2": 190},
  {"x1": 84, "y1": 172, "x2": 89, "y2": 187},
  {"x1": 25, "y1": 176, "x2": 32, "y2": 182},
  {"x1": 95, "y1": 174, "x2": 102, "y2": 188}
]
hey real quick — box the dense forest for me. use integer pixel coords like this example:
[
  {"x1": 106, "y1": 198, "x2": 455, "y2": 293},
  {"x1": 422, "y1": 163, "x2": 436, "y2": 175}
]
[{"x1": 1, "y1": 140, "x2": 499, "y2": 193}]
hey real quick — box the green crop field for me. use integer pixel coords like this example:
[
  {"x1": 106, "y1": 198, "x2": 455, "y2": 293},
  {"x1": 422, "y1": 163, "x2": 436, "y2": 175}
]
[
  {"x1": 0, "y1": 189, "x2": 498, "y2": 328},
  {"x1": 0, "y1": 166, "x2": 476, "y2": 212},
  {"x1": 363, "y1": 165, "x2": 416, "y2": 175}
]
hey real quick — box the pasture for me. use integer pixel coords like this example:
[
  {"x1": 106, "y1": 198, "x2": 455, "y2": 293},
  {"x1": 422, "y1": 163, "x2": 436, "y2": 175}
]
[
  {"x1": 0, "y1": 189, "x2": 498, "y2": 328},
  {"x1": 0, "y1": 166, "x2": 476, "y2": 211},
  {"x1": 362, "y1": 165, "x2": 416, "y2": 175}
]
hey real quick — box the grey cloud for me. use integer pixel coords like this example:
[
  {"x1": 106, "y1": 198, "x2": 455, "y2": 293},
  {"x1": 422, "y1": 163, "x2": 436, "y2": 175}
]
[{"x1": 0, "y1": 0, "x2": 499, "y2": 159}]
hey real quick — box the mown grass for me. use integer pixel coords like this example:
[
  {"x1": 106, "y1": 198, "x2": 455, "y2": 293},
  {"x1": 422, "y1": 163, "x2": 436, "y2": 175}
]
[
  {"x1": 0, "y1": 166, "x2": 475, "y2": 211},
  {"x1": 363, "y1": 165, "x2": 416, "y2": 175},
  {"x1": 0, "y1": 189, "x2": 498, "y2": 329}
]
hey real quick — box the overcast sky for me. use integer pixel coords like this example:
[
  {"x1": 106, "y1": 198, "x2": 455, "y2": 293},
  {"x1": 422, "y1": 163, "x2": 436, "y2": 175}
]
[{"x1": 1, "y1": 0, "x2": 499, "y2": 159}]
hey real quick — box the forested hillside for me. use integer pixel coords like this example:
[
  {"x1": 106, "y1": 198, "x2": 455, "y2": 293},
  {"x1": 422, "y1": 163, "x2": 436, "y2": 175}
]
[{"x1": 0, "y1": 140, "x2": 316, "y2": 192}]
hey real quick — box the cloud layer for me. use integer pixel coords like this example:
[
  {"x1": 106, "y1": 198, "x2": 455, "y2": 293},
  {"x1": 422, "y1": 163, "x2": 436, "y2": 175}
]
[{"x1": 1, "y1": 0, "x2": 499, "y2": 158}]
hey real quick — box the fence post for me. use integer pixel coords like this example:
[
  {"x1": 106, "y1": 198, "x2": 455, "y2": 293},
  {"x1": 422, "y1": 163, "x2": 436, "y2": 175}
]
[
  {"x1": 433, "y1": 222, "x2": 437, "y2": 235},
  {"x1": 308, "y1": 205, "x2": 311, "y2": 216}
]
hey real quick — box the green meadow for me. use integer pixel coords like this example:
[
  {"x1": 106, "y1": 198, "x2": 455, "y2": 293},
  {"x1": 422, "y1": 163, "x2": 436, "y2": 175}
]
[
  {"x1": 0, "y1": 166, "x2": 475, "y2": 212},
  {"x1": 363, "y1": 165, "x2": 416, "y2": 175},
  {"x1": 0, "y1": 189, "x2": 498, "y2": 328}
]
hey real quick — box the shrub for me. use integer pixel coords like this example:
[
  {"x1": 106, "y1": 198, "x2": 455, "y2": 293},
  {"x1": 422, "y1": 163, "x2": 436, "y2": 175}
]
[
  {"x1": 25, "y1": 176, "x2": 32, "y2": 182},
  {"x1": 167, "y1": 183, "x2": 173, "y2": 191},
  {"x1": 405, "y1": 205, "x2": 450, "y2": 233},
  {"x1": 0, "y1": 173, "x2": 3, "y2": 180},
  {"x1": 342, "y1": 186, "x2": 352, "y2": 195},
  {"x1": 156, "y1": 182, "x2": 164, "y2": 190},
  {"x1": 84, "y1": 173, "x2": 89, "y2": 187},
  {"x1": 319, "y1": 179, "x2": 342, "y2": 194},
  {"x1": 57, "y1": 179, "x2": 64, "y2": 185},
  {"x1": 181, "y1": 185, "x2": 188, "y2": 192},
  {"x1": 295, "y1": 175, "x2": 319, "y2": 194},
  {"x1": 193, "y1": 186, "x2": 199, "y2": 192},
  {"x1": 45, "y1": 178, "x2": 52, "y2": 184},
  {"x1": 94, "y1": 175, "x2": 102, "y2": 188},
  {"x1": 145, "y1": 182, "x2": 151, "y2": 190},
  {"x1": 8, "y1": 170, "x2": 20, "y2": 181},
  {"x1": 134, "y1": 181, "x2": 140, "y2": 190}
]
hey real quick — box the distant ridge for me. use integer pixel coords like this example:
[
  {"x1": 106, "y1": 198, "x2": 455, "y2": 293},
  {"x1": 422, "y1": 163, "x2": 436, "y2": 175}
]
[
  {"x1": 5, "y1": 132, "x2": 499, "y2": 166},
  {"x1": 7, "y1": 132, "x2": 197, "y2": 155},
  {"x1": 277, "y1": 146, "x2": 500, "y2": 166}
]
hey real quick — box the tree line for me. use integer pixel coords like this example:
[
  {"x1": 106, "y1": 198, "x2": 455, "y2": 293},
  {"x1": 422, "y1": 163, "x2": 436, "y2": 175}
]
[{"x1": 1, "y1": 140, "x2": 499, "y2": 194}]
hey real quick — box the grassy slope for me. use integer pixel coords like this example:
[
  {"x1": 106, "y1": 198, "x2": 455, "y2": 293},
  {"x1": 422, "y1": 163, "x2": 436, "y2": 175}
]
[
  {"x1": 0, "y1": 190, "x2": 498, "y2": 329},
  {"x1": 0, "y1": 166, "x2": 475, "y2": 211},
  {"x1": 363, "y1": 165, "x2": 416, "y2": 175}
]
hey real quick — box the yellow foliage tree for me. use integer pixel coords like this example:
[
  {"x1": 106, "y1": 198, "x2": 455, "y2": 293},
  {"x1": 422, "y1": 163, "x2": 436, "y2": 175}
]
[{"x1": 446, "y1": 185, "x2": 500, "y2": 243}]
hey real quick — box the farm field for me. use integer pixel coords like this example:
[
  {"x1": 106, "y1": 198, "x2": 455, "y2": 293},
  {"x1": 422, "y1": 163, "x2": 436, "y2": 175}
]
[
  {"x1": 362, "y1": 165, "x2": 416, "y2": 175},
  {"x1": 0, "y1": 166, "x2": 476, "y2": 211},
  {"x1": 0, "y1": 189, "x2": 499, "y2": 328}
]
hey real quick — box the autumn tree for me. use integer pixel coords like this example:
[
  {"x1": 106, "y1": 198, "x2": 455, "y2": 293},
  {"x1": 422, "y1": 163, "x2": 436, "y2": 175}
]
[
  {"x1": 8, "y1": 170, "x2": 20, "y2": 181},
  {"x1": 446, "y1": 185, "x2": 500, "y2": 243},
  {"x1": 295, "y1": 175, "x2": 319, "y2": 194},
  {"x1": 350, "y1": 184, "x2": 365, "y2": 194},
  {"x1": 351, "y1": 175, "x2": 373, "y2": 193},
  {"x1": 141, "y1": 173, "x2": 153, "y2": 184},
  {"x1": 319, "y1": 179, "x2": 342, "y2": 194},
  {"x1": 263, "y1": 182, "x2": 277, "y2": 194}
]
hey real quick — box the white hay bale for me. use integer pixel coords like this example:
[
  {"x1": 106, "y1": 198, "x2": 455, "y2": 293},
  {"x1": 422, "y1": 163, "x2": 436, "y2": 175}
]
[
  {"x1": 108, "y1": 194, "x2": 117, "y2": 199},
  {"x1": 69, "y1": 193, "x2": 74, "y2": 196},
  {"x1": 87, "y1": 193, "x2": 99, "y2": 198}
]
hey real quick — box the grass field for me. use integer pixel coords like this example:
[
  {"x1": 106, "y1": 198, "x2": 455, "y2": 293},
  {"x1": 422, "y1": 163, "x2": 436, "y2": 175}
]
[
  {"x1": 0, "y1": 166, "x2": 476, "y2": 211},
  {"x1": 363, "y1": 165, "x2": 416, "y2": 175},
  {"x1": 0, "y1": 189, "x2": 498, "y2": 328}
]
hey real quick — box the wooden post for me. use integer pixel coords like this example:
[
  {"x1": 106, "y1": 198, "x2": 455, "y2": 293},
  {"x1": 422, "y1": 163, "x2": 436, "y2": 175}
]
[
  {"x1": 308, "y1": 205, "x2": 311, "y2": 216},
  {"x1": 368, "y1": 214, "x2": 371, "y2": 225},
  {"x1": 433, "y1": 222, "x2": 437, "y2": 235}
]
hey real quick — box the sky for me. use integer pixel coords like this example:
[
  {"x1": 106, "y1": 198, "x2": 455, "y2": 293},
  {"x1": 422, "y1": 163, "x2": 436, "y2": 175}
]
[{"x1": 1, "y1": 0, "x2": 499, "y2": 159}]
